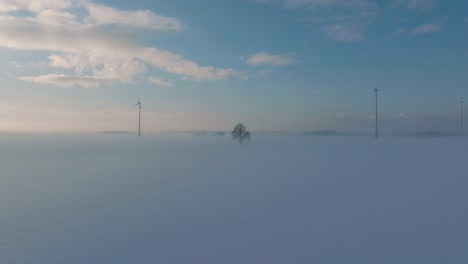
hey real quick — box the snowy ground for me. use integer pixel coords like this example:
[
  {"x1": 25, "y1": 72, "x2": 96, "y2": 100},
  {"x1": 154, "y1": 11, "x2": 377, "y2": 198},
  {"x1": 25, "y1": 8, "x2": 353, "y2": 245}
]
[{"x1": 1, "y1": 134, "x2": 467, "y2": 264}]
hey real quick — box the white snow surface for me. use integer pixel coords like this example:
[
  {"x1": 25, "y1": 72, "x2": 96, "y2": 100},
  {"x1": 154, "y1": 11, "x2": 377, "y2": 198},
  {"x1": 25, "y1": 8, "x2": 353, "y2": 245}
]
[{"x1": 1, "y1": 134, "x2": 467, "y2": 264}]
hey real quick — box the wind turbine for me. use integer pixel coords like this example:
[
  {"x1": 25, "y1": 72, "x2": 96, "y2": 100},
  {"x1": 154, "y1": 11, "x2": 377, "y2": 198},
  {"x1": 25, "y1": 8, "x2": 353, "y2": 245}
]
[
  {"x1": 135, "y1": 97, "x2": 141, "y2": 137},
  {"x1": 374, "y1": 88, "x2": 379, "y2": 138},
  {"x1": 460, "y1": 97, "x2": 464, "y2": 139}
]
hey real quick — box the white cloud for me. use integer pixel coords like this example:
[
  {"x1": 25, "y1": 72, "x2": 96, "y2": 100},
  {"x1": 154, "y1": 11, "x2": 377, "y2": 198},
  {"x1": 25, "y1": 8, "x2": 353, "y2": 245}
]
[
  {"x1": 45, "y1": 53, "x2": 147, "y2": 86},
  {"x1": 412, "y1": 23, "x2": 440, "y2": 34},
  {"x1": 324, "y1": 24, "x2": 364, "y2": 42},
  {"x1": 0, "y1": 17, "x2": 136, "y2": 52},
  {"x1": 36, "y1": 9, "x2": 79, "y2": 26},
  {"x1": 141, "y1": 47, "x2": 240, "y2": 80},
  {"x1": 0, "y1": 0, "x2": 73, "y2": 13},
  {"x1": 0, "y1": 0, "x2": 240, "y2": 87},
  {"x1": 243, "y1": 52, "x2": 295, "y2": 66},
  {"x1": 19, "y1": 74, "x2": 113, "y2": 88},
  {"x1": 84, "y1": 3, "x2": 184, "y2": 31},
  {"x1": 0, "y1": 0, "x2": 183, "y2": 30},
  {"x1": 149, "y1": 77, "x2": 172, "y2": 87}
]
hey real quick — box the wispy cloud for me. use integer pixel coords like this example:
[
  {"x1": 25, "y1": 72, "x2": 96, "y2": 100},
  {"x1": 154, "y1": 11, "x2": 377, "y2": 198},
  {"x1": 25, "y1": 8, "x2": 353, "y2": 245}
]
[
  {"x1": 259, "y1": 0, "x2": 444, "y2": 42},
  {"x1": 149, "y1": 77, "x2": 173, "y2": 87},
  {"x1": 243, "y1": 52, "x2": 295, "y2": 66},
  {"x1": 394, "y1": 28, "x2": 406, "y2": 35},
  {"x1": 283, "y1": 0, "x2": 338, "y2": 8},
  {"x1": 407, "y1": 0, "x2": 435, "y2": 10},
  {"x1": 259, "y1": 0, "x2": 376, "y2": 10},
  {"x1": 324, "y1": 24, "x2": 365, "y2": 42},
  {"x1": 0, "y1": 0, "x2": 240, "y2": 87},
  {"x1": 412, "y1": 23, "x2": 440, "y2": 34},
  {"x1": 391, "y1": 0, "x2": 436, "y2": 11},
  {"x1": 397, "y1": 112, "x2": 408, "y2": 119},
  {"x1": 258, "y1": 0, "x2": 375, "y2": 42}
]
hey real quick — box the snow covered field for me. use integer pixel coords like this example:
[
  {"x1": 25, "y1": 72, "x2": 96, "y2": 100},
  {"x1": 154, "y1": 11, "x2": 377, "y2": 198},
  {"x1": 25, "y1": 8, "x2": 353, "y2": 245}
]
[{"x1": 1, "y1": 134, "x2": 467, "y2": 264}]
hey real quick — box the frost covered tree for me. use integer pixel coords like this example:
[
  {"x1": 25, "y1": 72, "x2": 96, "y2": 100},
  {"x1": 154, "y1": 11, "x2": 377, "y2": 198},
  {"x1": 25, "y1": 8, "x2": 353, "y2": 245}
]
[{"x1": 231, "y1": 123, "x2": 251, "y2": 143}]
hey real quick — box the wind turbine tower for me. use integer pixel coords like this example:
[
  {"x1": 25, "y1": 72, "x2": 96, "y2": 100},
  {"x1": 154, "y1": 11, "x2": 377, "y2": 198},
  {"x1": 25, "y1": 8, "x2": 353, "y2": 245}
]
[
  {"x1": 374, "y1": 88, "x2": 379, "y2": 138},
  {"x1": 135, "y1": 97, "x2": 141, "y2": 137},
  {"x1": 461, "y1": 98, "x2": 464, "y2": 139}
]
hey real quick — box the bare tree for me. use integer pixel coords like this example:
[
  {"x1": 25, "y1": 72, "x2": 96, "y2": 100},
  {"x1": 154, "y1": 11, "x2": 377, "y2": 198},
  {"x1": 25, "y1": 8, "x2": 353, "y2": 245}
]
[{"x1": 231, "y1": 123, "x2": 251, "y2": 143}]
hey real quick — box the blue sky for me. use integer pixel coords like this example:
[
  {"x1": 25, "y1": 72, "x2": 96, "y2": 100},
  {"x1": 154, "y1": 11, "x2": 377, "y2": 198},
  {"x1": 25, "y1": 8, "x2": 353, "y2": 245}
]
[{"x1": 0, "y1": 0, "x2": 467, "y2": 133}]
